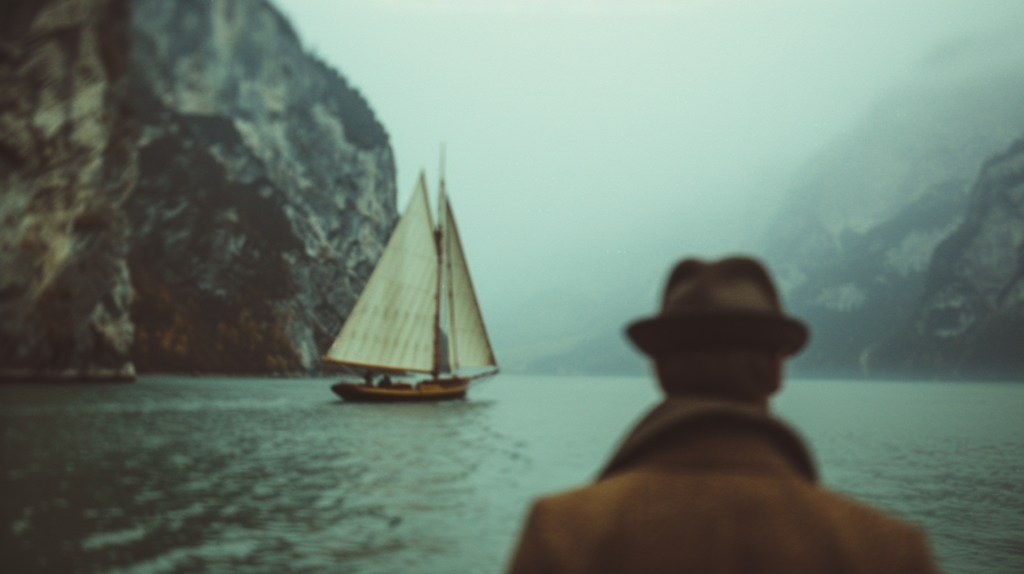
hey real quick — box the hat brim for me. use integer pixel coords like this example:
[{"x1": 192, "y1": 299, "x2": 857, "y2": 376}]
[{"x1": 627, "y1": 311, "x2": 809, "y2": 357}]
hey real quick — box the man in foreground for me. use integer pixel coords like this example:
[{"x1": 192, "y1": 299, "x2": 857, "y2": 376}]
[{"x1": 506, "y1": 257, "x2": 937, "y2": 574}]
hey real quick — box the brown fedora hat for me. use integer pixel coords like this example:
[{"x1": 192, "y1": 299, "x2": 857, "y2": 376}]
[{"x1": 627, "y1": 257, "x2": 808, "y2": 357}]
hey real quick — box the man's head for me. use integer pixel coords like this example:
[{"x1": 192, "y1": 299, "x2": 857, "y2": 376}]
[{"x1": 626, "y1": 256, "x2": 808, "y2": 403}]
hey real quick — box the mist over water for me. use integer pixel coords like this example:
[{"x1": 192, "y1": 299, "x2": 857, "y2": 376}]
[
  {"x1": 3, "y1": 377, "x2": 1022, "y2": 573},
  {"x1": 272, "y1": 0, "x2": 1024, "y2": 369}
]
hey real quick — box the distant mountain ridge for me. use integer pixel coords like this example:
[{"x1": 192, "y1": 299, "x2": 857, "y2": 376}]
[
  {"x1": 762, "y1": 66, "x2": 1024, "y2": 379},
  {"x1": 506, "y1": 55, "x2": 1024, "y2": 380},
  {"x1": 868, "y1": 137, "x2": 1024, "y2": 379}
]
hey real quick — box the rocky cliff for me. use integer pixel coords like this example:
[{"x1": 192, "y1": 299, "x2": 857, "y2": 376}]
[
  {"x1": 0, "y1": 0, "x2": 397, "y2": 379},
  {"x1": 0, "y1": 0, "x2": 137, "y2": 380},
  {"x1": 867, "y1": 138, "x2": 1024, "y2": 379},
  {"x1": 125, "y1": 0, "x2": 396, "y2": 375},
  {"x1": 762, "y1": 59, "x2": 1024, "y2": 378}
]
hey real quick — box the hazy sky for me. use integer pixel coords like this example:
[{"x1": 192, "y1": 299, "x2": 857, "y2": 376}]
[{"x1": 272, "y1": 0, "x2": 1023, "y2": 354}]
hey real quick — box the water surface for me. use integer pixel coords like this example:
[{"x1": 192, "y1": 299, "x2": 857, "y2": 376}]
[{"x1": 2, "y1": 376, "x2": 1022, "y2": 573}]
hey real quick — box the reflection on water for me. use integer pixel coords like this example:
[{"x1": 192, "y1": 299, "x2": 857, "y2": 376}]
[
  {"x1": 2, "y1": 376, "x2": 1023, "y2": 573},
  {"x1": 1, "y1": 379, "x2": 512, "y2": 573}
]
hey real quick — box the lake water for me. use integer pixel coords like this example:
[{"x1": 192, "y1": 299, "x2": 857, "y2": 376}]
[{"x1": 2, "y1": 375, "x2": 1022, "y2": 573}]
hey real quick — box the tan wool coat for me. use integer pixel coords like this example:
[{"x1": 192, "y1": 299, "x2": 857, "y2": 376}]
[{"x1": 506, "y1": 397, "x2": 938, "y2": 574}]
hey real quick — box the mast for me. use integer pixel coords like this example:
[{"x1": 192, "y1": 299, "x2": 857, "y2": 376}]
[{"x1": 431, "y1": 142, "x2": 446, "y2": 379}]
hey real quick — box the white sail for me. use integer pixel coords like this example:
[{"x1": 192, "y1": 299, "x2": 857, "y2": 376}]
[
  {"x1": 440, "y1": 191, "x2": 497, "y2": 369},
  {"x1": 325, "y1": 174, "x2": 439, "y2": 373}
]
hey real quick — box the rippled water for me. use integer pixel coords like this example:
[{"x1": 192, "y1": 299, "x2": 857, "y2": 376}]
[{"x1": 2, "y1": 376, "x2": 1022, "y2": 573}]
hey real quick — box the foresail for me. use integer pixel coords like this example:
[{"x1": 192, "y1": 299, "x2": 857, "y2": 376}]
[
  {"x1": 325, "y1": 174, "x2": 438, "y2": 373},
  {"x1": 441, "y1": 194, "x2": 497, "y2": 369}
]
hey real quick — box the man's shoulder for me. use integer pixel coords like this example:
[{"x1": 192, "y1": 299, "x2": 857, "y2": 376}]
[
  {"x1": 805, "y1": 484, "x2": 932, "y2": 543},
  {"x1": 525, "y1": 480, "x2": 622, "y2": 531},
  {"x1": 513, "y1": 478, "x2": 936, "y2": 574},
  {"x1": 528, "y1": 472, "x2": 935, "y2": 567}
]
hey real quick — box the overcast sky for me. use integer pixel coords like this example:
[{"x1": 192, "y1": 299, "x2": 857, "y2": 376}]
[{"x1": 272, "y1": 0, "x2": 1024, "y2": 353}]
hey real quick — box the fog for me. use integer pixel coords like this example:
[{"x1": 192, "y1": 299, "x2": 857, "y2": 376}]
[{"x1": 272, "y1": 0, "x2": 1024, "y2": 368}]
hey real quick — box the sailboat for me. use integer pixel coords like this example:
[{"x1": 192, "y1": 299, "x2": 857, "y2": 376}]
[{"x1": 325, "y1": 163, "x2": 498, "y2": 402}]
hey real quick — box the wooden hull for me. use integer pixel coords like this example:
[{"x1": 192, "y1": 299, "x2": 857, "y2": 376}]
[{"x1": 331, "y1": 379, "x2": 469, "y2": 402}]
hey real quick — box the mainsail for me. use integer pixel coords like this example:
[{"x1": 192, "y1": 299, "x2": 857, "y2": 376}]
[
  {"x1": 325, "y1": 170, "x2": 497, "y2": 378},
  {"x1": 325, "y1": 174, "x2": 438, "y2": 373}
]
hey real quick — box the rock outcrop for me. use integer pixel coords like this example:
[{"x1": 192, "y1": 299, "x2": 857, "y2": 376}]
[
  {"x1": 0, "y1": 0, "x2": 397, "y2": 379},
  {"x1": 867, "y1": 138, "x2": 1024, "y2": 379},
  {"x1": 762, "y1": 62, "x2": 1024, "y2": 377},
  {"x1": 0, "y1": 0, "x2": 137, "y2": 381},
  {"x1": 125, "y1": 0, "x2": 396, "y2": 374}
]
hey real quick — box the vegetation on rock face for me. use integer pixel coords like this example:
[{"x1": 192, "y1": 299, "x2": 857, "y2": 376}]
[
  {"x1": 130, "y1": 268, "x2": 300, "y2": 374},
  {"x1": 310, "y1": 57, "x2": 390, "y2": 151},
  {"x1": 125, "y1": 96, "x2": 302, "y2": 374}
]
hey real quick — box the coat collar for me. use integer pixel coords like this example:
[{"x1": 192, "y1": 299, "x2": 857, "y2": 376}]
[{"x1": 598, "y1": 396, "x2": 817, "y2": 482}]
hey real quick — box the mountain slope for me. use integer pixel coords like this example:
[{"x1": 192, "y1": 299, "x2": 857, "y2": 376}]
[
  {"x1": 762, "y1": 60, "x2": 1024, "y2": 377},
  {"x1": 126, "y1": 0, "x2": 397, "y2": 374},
  {"x1": 868, "y1": 138, "x2": 1024, "y2": 379}
]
